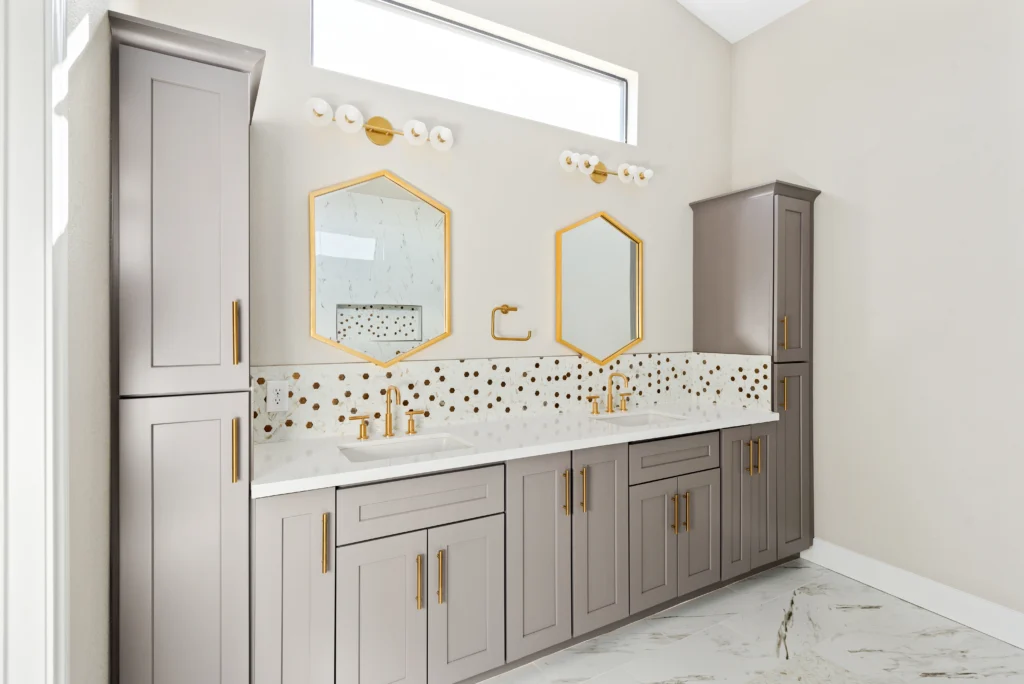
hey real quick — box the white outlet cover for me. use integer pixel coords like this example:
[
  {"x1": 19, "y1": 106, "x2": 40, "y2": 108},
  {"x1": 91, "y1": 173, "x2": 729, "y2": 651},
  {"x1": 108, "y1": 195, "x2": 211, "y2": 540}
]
[{"x1": 267, "y1": 380, "x2": 289, "y2": 413}]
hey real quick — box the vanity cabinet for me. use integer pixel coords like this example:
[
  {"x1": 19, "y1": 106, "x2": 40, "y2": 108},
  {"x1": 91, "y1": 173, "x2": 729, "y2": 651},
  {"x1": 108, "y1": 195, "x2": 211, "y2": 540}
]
[
  {"x1": 721, "y1": 424, "x2": 778, "y2": 581},
  {"x1": 572, "y1": 445, "x2": 629, "y2": 636},
  {"x1": 506, "y1": 453, "x2": 573, "y2": 661},
  {"x1": 775, "y1": 363, "x2": 813, "y2": 556},
  {"x1": 773, "y1": 197, "x2": 813, "y2": 363},
  {"x1": 253, "y1": 489, "x2": 336, "y2": 684},
  {"x1": 337, "y1": 531, "x2": 427, "y2": 684},
  {"x1": 118, "y1": 393, "x2": 249, "y2": 684},
  {"x1": 629, "y1": 469, "x2": 721, "y2": 614},
  {"x1": 117, "y1": 44, "x2": 251, "y2": 397}
]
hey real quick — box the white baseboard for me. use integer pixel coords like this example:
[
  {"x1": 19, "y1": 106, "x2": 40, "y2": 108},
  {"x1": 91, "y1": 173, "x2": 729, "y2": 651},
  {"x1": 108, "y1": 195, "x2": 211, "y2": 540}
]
[{"x1": 801, "y1": 539, "x2": 1024, "y2": 650}]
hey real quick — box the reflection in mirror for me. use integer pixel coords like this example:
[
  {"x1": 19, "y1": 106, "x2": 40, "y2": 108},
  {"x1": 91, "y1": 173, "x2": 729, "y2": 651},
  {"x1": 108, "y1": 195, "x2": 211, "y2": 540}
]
[
  {"x1": 309, "y1": 171, "x2": 450, "y2": 366},
  {"x1": 556, "y1": 212, "x2": 643, "y2": 364}
]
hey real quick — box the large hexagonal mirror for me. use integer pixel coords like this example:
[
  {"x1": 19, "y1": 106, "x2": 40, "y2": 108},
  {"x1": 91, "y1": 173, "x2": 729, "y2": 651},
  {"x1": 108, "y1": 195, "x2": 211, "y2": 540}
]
[
  {"x1": 556, "y1": 212, "x2": 643, "y2": 364},
  {"x1": 309, "y1": 171, "x2": 450, "y2": 366}
]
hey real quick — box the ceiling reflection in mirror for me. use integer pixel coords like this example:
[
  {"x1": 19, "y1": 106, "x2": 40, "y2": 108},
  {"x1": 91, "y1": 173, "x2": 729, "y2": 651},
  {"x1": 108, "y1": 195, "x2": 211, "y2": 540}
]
[
  {"x1": 556, "y1": 212, "x2": 643, "y2": 364},
  {"x1": 309, "y1": 171, "x2": 450, "y2": 366}
]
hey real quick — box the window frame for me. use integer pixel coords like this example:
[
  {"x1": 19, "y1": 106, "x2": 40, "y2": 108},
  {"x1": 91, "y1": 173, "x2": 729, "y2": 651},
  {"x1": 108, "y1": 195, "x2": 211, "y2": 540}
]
[{"x1": 311, "y1": 0, "x2": 640, "y2": 145}]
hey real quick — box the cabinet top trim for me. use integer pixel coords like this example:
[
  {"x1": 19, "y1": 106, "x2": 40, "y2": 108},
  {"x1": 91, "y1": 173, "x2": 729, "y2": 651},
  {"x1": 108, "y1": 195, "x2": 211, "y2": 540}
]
[{"x1": 689, "y1": 181, "x2": 821, "y2": 209}]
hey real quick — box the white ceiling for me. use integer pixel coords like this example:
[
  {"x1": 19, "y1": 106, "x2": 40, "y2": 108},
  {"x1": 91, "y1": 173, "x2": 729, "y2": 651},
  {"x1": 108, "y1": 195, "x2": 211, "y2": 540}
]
[{"x1": 676, "y1": 0, "x2": 814, "y2": 43}]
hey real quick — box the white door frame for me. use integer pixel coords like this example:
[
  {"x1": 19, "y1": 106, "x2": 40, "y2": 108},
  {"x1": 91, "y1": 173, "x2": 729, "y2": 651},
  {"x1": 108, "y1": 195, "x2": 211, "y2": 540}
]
[{"x1": 2, "y1": 0, "x2": 64, "y2": 682}]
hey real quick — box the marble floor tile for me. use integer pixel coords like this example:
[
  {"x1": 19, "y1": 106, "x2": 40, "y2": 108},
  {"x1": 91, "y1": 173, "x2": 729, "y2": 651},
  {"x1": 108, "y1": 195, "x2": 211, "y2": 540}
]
[{"x1": 487, "y1": 561, "x2": 1024, "y2": 684}]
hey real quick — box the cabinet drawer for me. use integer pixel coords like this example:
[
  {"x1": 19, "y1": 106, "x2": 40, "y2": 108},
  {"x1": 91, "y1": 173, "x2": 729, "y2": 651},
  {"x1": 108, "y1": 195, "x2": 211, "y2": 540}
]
[
  {"x1": 336, "y1": 466, "x2": 504, "y2": 545},
  {"x1": 628, "y1": 432, "x2": 719, "y2": 484}
]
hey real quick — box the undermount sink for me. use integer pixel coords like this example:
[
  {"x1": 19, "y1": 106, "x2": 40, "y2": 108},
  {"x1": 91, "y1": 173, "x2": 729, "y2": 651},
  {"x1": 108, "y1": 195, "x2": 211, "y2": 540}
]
[
  {"x1": 591, "y1": 411, "x2": 687, "y2": 428},
  {"x1": 339, "y1": 433, "x2": 474, "y2": 463}
]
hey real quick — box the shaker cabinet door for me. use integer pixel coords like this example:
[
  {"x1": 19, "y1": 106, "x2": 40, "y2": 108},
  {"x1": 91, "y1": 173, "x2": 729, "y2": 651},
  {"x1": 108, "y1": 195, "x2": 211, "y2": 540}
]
[
  {"x1": 336, "y1": 531, "x2": 427, "y2": 684},
  {"x1": 629, "y1": 478, "x2": 678, "y2": 614},
  {"x1": 776, "y1": 363, "x2": 813, "y2": 556},
  {"x1": 428, "y1": 515, "x2": 505, "y2": 684},
  {"x1": 676, "y1": 469, "x2": 722, "y2": 596},
  {"x1": 118, "y1": 45, "x2": 250, "y2": 396},
  {"x1": 774, "y1": 196, "x2": 812, "y2": 363},
  {"x1": 572, "y1": 445, "x2": 630, "y2": 636},
  {"x1": 253, "y1": 489, "x2": 335, "y2": 684},
  {"x1": 506, "y1": 453, "x2": 572, "y2": 661},
  {"x1": 119, "y1": 393, "x2": 249, "y2": 684},
  {"x1": 721, "y1": 426, "x2": 752, "y2": 581},
  {"x1": 749, "y1": 423, "x2": 778, "y2": 570}
]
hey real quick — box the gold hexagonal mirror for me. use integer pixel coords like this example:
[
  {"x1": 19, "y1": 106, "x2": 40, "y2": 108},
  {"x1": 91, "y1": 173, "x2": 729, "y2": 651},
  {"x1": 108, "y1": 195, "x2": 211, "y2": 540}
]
[
  {"x1": 309, "y1": 170, "x2": 450, "y2": 367},
  {"x1": 556, "y1": 212, "x2": 643, "y2": 364}
]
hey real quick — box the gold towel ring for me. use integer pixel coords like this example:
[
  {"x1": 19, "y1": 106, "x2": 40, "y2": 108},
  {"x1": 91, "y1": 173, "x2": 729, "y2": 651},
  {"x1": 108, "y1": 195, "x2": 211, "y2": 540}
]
[{"x1": 491, "y1": 305, "x2": 532, "y2": 342}]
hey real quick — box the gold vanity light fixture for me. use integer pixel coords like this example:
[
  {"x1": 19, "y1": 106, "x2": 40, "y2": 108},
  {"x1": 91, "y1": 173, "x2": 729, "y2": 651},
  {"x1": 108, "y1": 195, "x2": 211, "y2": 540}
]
[
  {"x1": 558, "y1": 150, "x2": 654, "y2": 187},
  {"x1": 305, "y1": 97, "x2": 454, "y2": 151}
]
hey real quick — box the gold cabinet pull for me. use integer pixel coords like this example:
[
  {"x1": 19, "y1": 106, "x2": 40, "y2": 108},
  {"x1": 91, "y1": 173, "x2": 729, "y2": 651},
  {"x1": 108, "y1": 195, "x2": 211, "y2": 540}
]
[
  {"x1": 562, "y1": 469, "x2": 571, "y2": 516},
  {"x1": 579, "y1": 466, "x2": 588, "y2": 513},
  {"x1": 683, "y1": 491, "x2": 691, "y2": 532},
  {"x1": 781, "y1": 315, "x2": 789, "y2": 350},
  {"x1": 757, "y1": 438, "x2": 763, "y2": 474},
  {"x1": 231, "y1": 417, "x2": 239, "y2": 483},
  {"x1": 748, "y1": 440, "x2": 755, "y2": 477},
  {"x1": 232, "y1": 300, "x2": 241, "y2": 365},
  {"x1": 415, "y1": 554, "x2": 423, "y2": 610},
  {"x1": 321, "y1": 513, "x2": 329, "y2": 574},
  {"x1": 780, "y1": 377, "x2": 789, "y2": 411},
  {"x1": 671, "y1": 494, "x2": 679, "y2": 535},
  {"x1": 436, "y1": 550, "x2": 444, "y2": 604}
]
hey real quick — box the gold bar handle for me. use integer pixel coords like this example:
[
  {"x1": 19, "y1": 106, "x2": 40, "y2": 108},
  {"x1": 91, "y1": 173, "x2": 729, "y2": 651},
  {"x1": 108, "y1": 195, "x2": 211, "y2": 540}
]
[
  {"x1": 563, "y1": 470, "x2": 571, "y2": 516},
  {"x1": 671, "y1": 494, "x2": 679, "y2": 535},
  {"x1": 415, "y1": 554, "x2": 423, "y2": 610},
  {"x1": 780, "y1": 377, "x2": 789, "y2": 412},
  {"x1": 683, "y1": 491, "x2": 691, "y2": 533},
  {"x1": 781, "y1": 315, "x2": 789, "y2": 351},
  {"x1": 231, "y1": 417, "x2": 239, "y2": 483},
  {"x1": 748, "y1": 441, "x2": 755, "y2": 477},
  {"x1": 579, "y1": 466, "x2": 587, "y2": 513},
  {"x1": 321, "y1": 513, "x2": 329, "y2": 574},
  {"x1": 757, "y1": 438, "x2": 763, "y2": 474},
  {"x1": 436, "y1": 550, "x2": 444, "y2": 604},
  {"x1": 232, "y1": 300, "x2": 241, "y2": 365}
]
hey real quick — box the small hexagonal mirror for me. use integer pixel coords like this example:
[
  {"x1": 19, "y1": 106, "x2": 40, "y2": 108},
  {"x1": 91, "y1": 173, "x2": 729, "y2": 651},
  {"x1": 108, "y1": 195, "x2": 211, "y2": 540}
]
[
  {"x1": 309, "y1": 171, "x2": 450, "y2": 366},
  {"x1": 556, "y1": 212, "x2": 643, "y2": 364}
]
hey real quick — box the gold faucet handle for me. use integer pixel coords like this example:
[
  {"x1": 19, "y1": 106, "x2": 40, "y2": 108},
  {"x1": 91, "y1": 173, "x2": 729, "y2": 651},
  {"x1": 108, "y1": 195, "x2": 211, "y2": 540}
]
[
  {"x1": 405, "y1": 409, "x2": 425, "y2": 435},
  {"x1": 350, "y1": 415, "x2": 370, "y2": 440},
  {"x1": 619, "y1": 392, "x2": 633, "y2": 412},
  {"x1": 586, "y1": 396, "x2": 601, "y2": 415}
]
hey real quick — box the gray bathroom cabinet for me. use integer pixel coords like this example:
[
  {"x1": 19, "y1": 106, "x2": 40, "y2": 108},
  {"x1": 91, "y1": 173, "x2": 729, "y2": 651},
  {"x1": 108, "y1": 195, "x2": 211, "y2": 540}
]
[
  {"x1": 506, "y1": 453, "x2": 573, "y2": 661},
  {"x1": 253, "y1": 489, "x2": 336, "y2": 684},
  {"x1": 337, "y1": 530, "x2": 428, "y2": 684},
  {"x1": 428, "y1": 515, "x2": 506, "y2": 684},
  {"x1": 572, "y1": 445, "x2": 630, "y2": 636},
  {"x1": 629, "y1": 469, "x2": 721, "y2": 614},
  {"x1": 775, "y1": 362, "x2": 813, "y2": 556},
  {"x1": 721, "y1": 424, "x2": 778, "y2": 581},
  {"x1": 692, "y1": 181, "x2": 819, "y2": 363},
  {"x1": 118, "y1": 392, "x2": 249, "y2": 684},
  {"x1": 117, "y1": 43, "x2": 251, "y2": 397}
]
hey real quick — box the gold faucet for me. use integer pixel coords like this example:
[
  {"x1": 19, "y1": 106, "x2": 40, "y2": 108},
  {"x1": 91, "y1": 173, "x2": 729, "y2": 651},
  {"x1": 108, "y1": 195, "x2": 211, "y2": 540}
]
[
  {"x1": 384, "y1": 385, "x2": 402, "y2": 437},
  {"x1": 607, "y1": 372, "x2": 630, "y2": 413}
]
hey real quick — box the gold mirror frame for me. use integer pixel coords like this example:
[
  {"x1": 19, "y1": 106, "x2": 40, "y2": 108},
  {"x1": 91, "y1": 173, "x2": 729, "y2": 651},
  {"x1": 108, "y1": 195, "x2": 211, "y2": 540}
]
[
  {"x1": 555, "y1": 211, "x2": 643, "y2": 365},
  {"x1": 308, "y1": 170, "x2": 451, "y2": 367}
]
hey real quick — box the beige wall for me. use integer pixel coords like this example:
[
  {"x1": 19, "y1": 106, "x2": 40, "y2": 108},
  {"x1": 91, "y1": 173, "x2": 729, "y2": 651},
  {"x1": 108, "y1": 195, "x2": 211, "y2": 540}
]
[
  {"x1": 131, "y1": 0, "x2": 732, "y2": 366},
  {"x1": 732, "y1": 0, "x2": 1024, "y2": 612}
]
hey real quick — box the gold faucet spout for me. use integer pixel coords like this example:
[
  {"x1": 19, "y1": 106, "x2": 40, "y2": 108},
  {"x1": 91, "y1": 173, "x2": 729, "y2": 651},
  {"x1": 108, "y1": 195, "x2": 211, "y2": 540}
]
[
  {"x1": 384, "y1": 385, "x2": 402, "y2": 437},
  {"x1": 607, "y1": 372, "x2": 630, "y2": 414}
]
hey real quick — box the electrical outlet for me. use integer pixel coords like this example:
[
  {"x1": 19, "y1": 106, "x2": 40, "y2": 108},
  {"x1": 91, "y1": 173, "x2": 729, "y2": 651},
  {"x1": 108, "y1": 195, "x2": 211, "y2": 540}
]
[{"x1": 267, "y1": 381, "x2": 289, "y2": 413}]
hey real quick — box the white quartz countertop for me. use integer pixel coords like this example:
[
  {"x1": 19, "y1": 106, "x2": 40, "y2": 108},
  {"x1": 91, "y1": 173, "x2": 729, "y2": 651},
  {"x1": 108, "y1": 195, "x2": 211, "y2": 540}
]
[{"x1": 251, "y1": 400, "x2": 778, "y2": 498}]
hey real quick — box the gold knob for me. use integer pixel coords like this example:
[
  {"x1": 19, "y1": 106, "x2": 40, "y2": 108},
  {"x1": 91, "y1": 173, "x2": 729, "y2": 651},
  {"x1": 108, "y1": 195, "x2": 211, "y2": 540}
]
[
  {"x1": 619, "y1": 392, "x2": 633, "y2": 412},
  {"x1": 350, "y1": 415, "x2": 370, "y2": 440},
  {"x1": 586, "y1": 396, "x2": 601, "y2": 415},
  {"x1": 405, "y1": 409, "x2": 425, "y2": 435}
]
